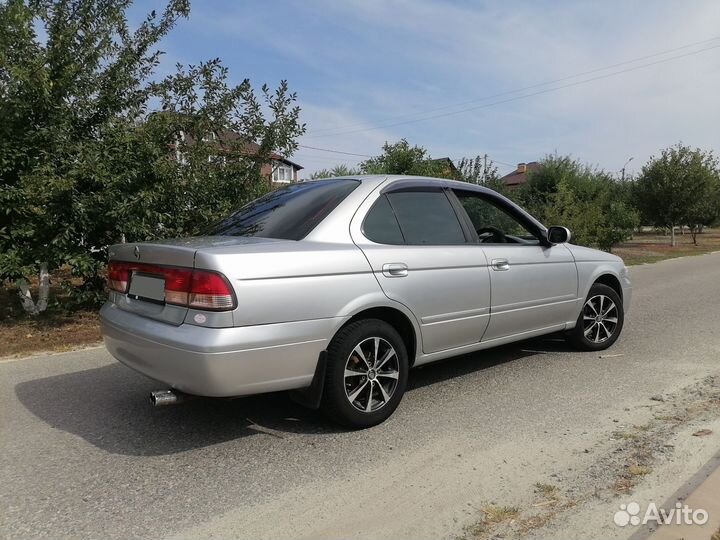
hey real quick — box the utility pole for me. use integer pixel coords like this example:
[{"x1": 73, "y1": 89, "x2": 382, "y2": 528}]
[{"x1": 621, "y1": 156, "x2": 634, "y2": 182}]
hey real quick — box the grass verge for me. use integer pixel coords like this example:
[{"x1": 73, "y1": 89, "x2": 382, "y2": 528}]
[
  {"x1": 614, "y1": 228, "x2": 720, "y2": 266},
  {"x1": 0, "y1": 274, "x2": 101, "y2": 359},
  {"x1": 0, "y1": 310, "x2": 101, "y2": 359}
]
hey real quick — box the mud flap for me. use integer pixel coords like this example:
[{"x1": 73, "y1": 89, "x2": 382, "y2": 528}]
[{"x1": 288, "y1": 351, "x2": 327, "y2": 409}]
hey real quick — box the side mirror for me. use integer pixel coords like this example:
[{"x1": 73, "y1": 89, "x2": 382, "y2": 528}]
[{"x1": 546, "y1": 226, "x2": 571, "y2": 245}]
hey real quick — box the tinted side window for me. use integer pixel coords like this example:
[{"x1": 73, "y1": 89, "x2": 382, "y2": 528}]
[
  {"x1": 363, "y1": 195, "x2": 405, "y2": 244},
  {"x1": 453, "y1": 190, "x2": 540, "y2": 245},
  {"x1": 387, "y1": 191, "x2": 466, "y2": 245},
  {"x1": 207, "y1": 179, "x2": 359, "y2": 240}
]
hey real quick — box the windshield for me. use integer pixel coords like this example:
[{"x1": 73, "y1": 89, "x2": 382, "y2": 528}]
[{"x1": 207, "y1": 179, "x2": 360, "y2": 240}]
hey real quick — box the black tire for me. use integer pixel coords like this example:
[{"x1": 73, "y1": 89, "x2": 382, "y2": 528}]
[
  {"x1": 321, "y1": 318, "x2": 408, "y2": 429},
  {"x1": 568, "y1": 283, "x2": 624, "y2": 351}
]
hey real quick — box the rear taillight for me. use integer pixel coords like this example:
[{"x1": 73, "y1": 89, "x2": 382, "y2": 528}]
[
  {"x1": 189, "y1": 270, "x2": 235, "y2": 310},
  {"x1": 162, "y1": 267, "x2": 193, "y2": 306},
  {"x1": 107, "y1": 261, "x2": 131, "y2": 293},
  {"x1": 107, "y1": 261, "x2": 235, "y2": 311}
]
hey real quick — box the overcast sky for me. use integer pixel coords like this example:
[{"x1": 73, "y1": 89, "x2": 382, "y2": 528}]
[{"x1": 147, "y1": 0, "x2": 720, "y2": 177}]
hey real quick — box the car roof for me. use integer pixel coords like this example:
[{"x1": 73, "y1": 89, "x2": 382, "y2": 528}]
[{"x1": 306, "y1": 174, "x2": 494, "y2": 195}]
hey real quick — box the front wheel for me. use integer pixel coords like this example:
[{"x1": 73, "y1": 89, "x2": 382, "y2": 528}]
[
  {"x1": 568, "y1": 283, "x2": 624, "y2": 351},
  {"x1": 321, "y1": 319, "x2": 408, "y2": 429}
]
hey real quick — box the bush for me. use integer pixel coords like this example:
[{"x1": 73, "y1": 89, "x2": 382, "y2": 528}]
[{"x1": 512, "y1": 155, "x2": 638, "y2": 252}]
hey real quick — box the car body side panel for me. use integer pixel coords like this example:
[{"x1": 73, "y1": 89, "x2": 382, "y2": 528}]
[
  {"x1": 480, "y1": 244, "x2": 579, "y2": 340},
  {"x1": 193, "y1": 241, "x2": 381, "y2": 327},
  {"x1": 358, "y1": 244, "x2": 492, "y2": 354},
  {"x1": 414, "y1": 320, "x2": 568, "y2": 367}
]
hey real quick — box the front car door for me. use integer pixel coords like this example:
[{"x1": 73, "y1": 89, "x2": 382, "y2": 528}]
[
  {"x1": 352, "y1": 183, "x2": 492, "y2": 354},
  {"x1": 451, "y1": 188, "x2": 579, "y2": 342}
]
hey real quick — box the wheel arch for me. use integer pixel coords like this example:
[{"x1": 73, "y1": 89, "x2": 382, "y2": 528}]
[
  {"x1": 593, "y1": 273, "x2": 623, "y2": 302},
  {"x1": 340, "y1": 306, "x2": 419, "y2": 367}
]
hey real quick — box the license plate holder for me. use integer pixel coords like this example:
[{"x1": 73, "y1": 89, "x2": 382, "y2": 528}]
[{"x1": 128, "y1": 273, "x2": 165, "y2": 304}]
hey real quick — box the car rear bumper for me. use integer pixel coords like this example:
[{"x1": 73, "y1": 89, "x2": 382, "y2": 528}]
[{"x1": 100, "y1": 302, "x2": 342, "y2": 397}]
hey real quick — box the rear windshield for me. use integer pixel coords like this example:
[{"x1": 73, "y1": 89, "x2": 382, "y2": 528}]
[{"x1": 207, "y1": 179, "x2": 360, "y2": 240}]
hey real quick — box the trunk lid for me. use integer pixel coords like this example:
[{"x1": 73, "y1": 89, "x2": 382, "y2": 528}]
[{"x1": 107, "y1": 236, "x2": 285, "y2": 325}]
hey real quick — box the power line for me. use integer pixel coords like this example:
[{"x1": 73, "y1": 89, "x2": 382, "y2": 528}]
[
  {"x1": 305, "y1": 37, "x2": 720, "y2": 138},
  {"x1": 297, "y1": 144, "x2": 374, "y2": 157},
  {"x1": 298, "y1": 144, "x2": 518, "y2": 171},
  {"x1": 299, "y1": 143, "x2": 517, "y2": 168},
  {"x1": 293, "y1": 154, "x2": 361, "y2": 164}
]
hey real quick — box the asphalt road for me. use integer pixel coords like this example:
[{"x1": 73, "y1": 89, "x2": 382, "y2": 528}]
[{"x1": 2, "y1": 252, "x2": 720, "y2": 539}]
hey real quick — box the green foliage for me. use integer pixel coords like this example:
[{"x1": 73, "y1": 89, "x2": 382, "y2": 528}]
[
  {"x1": 512, "y1": 155, "x2": 639, "y2": 251},
  {"x1": 0, "y1": 0, "x2": 305, "y2": 310},
  {"x1": 456, "y1": 155, "x2": 501, "y2": 187},
  {"x1": 309, "y1": 164, "x2": 361, "y2": 179},
  {"x1": 634, "y1": 144, "x2": 720, "y2": 245},
  {"x1": 460, "y1": 195, "x2": 529, "y2": 237},
  {"x1": 359, "y1": 139, "x2": 455, "y2": 178},
  {"x1": 311, "y1": 143, "x2": 502, "y2": 189}
]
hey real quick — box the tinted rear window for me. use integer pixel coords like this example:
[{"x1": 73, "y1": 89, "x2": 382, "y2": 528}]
[
  {"x1": 363, "y1": 195, "x2": 405, "y2": 244},
  {"x1": 208, "y1": 180, "x2": 359, "y2": 240}
]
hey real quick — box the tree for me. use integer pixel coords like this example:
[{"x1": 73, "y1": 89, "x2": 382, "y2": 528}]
[
  {"x1": 686, "y1": 183, "x2": 720, "y2": 244},
  {"x1": 309, "y1": 164, "x2": 361, "y2": 179},
  {"x1": 0, "y1": 0, "x2": 305, "y2": 313},
  {"x1": 542, "y1": 178, "x2": 602, "y2": 247},
  {"x1": 683, "y1": 153, "x2": 720, "y2": 244},
  {"x1": 634, "y1": 144, "x2": 719, "y2": 246},
  {"x1": 515, "y1": 155, "x2": 638, "y2": 252},
  {"x1": 456, "y1": 154, "x2": 502, "y2": 189},
  {"x1": 359, "y1": 139, "x2": 454, "y2": 178}
]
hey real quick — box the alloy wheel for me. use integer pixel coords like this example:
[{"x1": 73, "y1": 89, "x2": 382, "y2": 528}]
[
  {"x1": 344, "y1": 337, "x2": 400, "y2": 413},
  {"x1": 582, "y1": 294, "x2": 619, "y2": 344}
]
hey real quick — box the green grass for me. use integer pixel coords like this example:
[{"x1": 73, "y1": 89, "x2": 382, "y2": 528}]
[{"x1": 614, "y1": 228, "x2": 720, "y2": 266}]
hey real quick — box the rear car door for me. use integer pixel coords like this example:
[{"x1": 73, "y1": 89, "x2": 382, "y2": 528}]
[
  {"x1": 352, "y1": 185, "x2": 492, "y2": 354},
  {"x1": 451, "y1": 189, "x2": 578, "y2": 341}
]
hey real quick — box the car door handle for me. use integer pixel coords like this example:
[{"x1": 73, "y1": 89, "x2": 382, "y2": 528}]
[
  {"x1": 491, "y1": 258, "x2": 510, "y2": 271},
  {"x1": 382, "y1": 263, "x2": 408, "y2": 277}
]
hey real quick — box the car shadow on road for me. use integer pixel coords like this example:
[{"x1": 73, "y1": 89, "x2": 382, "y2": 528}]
[
  {"x1": 14, "y1": 363, "x2": 333, "y2": 456},
  {"x1": 15, "y1": 336, "x2": 573, "y2": 456}
]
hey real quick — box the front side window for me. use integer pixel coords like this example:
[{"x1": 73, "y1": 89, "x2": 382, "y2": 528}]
[
  {"x1": 208, "y1": 179, "x2": 359, "y2": 240},
  {"x1": 453, "y1": 190, "x2": 539, "y2": 244},
  {"x1": 386, "y1": 190, "x2": 466, "y2": 245}
]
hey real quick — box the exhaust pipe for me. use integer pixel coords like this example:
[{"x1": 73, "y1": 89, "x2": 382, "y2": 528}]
[{"x1": 150, "y1": 389, "x2": 183, "y2": 407}]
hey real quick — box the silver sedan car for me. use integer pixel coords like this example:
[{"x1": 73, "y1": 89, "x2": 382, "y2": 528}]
[{"x1": 101, "y1": 175, "x2": 632, "y2": 428}]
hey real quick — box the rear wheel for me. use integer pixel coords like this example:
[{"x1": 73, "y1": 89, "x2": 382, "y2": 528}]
[
  {"x1": 568, "y1": 283, "x2": 624, "y2": 351},
  {"x1": 321, "y1": 319, "x2": 408, "y2": 429}
]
